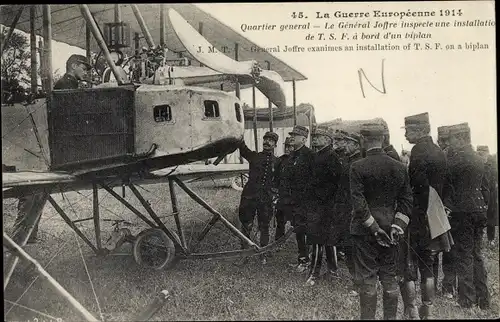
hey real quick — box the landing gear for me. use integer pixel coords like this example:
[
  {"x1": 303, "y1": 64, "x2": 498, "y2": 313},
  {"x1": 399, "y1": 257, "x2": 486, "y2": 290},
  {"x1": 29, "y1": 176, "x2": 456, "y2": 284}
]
[
  {"x1": 231, "y1": 173, "x2": 248, "y2": 191},
  {"x1": 133, "y1": 228, "x2": 178, "y2": 270}
]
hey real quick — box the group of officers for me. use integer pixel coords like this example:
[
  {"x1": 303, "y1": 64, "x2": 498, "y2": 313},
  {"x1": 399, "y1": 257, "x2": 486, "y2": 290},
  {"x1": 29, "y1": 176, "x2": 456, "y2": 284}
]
[{"x1": 236, "y1": 112, "x2": 498, "y2": 320}]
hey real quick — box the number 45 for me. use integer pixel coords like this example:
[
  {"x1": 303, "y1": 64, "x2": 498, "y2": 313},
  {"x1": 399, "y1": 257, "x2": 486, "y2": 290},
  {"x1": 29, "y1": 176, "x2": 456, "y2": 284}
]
[{"x1": 291, "y1": 12, "x2": 304, "y2": 18}]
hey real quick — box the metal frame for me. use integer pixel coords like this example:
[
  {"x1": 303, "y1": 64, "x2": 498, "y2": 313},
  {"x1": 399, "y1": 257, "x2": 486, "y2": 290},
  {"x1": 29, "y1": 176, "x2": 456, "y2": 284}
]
[{"x1": 36, "y1": 176, "x2": 294, "y2": 261}]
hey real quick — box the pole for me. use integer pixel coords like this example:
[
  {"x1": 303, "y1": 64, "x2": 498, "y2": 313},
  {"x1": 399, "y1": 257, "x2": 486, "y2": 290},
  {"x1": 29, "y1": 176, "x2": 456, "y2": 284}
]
[
  {"x1": 292, "y1": 79, "x2": 297, "y2": 126},
  {"x1": 85, "y1": 23, "x2": 91, "y2": 61},
  {"x1": 0, "y1": 5, "x2": 24, "y2": 56},
  {"x1": 266, "y1": 61, "x2": 273, "y2": 132},
  {"x1": 38, "y1": 39, "x2": 45, "y2": 91},
  {"x1": 234, "y1": 43, "x2": 241, "y2": 99},
  {"x1": 131, "y1": 4, "x2": 155, "y2": 48},
  {"x1": 42, "y1": 5, "x2": 53, "y2": 93},
  {"x1": 114, "y1": 4, "x2": 121, "y2": 52},
  {"x1": 3, "y1": 233, "x2": 100, "y2": 322},
  {"x1": 30, "y1": 5, "x2": 38, "y2": 94},
  {"x1": 198, "y1": 22, "x2": 204, "y2": 67},
  {"x1": 252, "y1": 85, "x2": 258, "y2": 150},
  {"x1": 80, "y1": 5, "x2": 125, "y2": 85},
  {"x1": 160, "y1": 4, "x2": 165, "y2": 46}
]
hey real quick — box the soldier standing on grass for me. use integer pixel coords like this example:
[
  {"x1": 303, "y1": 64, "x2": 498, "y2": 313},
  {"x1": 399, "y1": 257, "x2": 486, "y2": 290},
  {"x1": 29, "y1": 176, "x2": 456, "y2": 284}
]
[
  {"x1": 280, "y1": 125, "x2": 315, "y2": 272},
  {"x1": 401, "y1": 112, "x2": 452, "y2": 320},
  {"x1": 237, "y1": 131, "x2": 280, "y2": 265},
  {"x1": 476, "y1": 145, "x2": 499, "y2": 248},
  {"x1": 274, "y1": 137, "x2": 294, "y2": 242},
  {"x1": 331, "y1": 131, "x2": 363, "y2": 295},
  {"x1": 443, "y1": 124, "x2": 490, "y2": 309},
  {"x1": 350, "y1": 123, "x2": 413, "y2": 320},
  {"x1": 305, "y1": 126, "x2": 342, "y2": 286}
]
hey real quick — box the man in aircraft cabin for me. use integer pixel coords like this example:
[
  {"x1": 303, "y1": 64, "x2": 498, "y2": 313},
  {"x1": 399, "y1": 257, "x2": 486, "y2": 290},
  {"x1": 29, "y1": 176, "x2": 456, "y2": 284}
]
[
  {"x1": 53, "y1": 54, "x2": 92, "y2": 90},
  {"x1": 350, "y1": 123, "x2": 413, "y2": 320},
  {"x1": 237, "y1": 131, "x2": 280, "y2": 265},
  {"x1": 279, "y1": 125, "x2": 315, "y2": 272},
  {"x1": 13, "y1": 54, "x2": 93, "y2": 246},
  {"x1": 305, "y1": 126, "x2": 342, "y2": 286}
]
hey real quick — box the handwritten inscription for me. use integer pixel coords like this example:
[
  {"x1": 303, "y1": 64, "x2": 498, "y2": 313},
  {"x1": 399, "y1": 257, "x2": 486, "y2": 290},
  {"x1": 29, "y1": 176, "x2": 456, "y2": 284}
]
[{"x1": 358, "y1": 59, "x2": 386, "y2": 98}]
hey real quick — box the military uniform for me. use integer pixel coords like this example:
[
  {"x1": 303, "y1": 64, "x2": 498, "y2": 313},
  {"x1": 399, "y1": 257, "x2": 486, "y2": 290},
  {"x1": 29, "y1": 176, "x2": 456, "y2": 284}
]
[
  {"x1": 350, "y1": 123, "x2": 413, "y2": 320},
  {"x1": 280, "y1": 125, "x2": 315, "y2": 264},
  {"x1": 307, "y1": 127, "x2": 343, "y2": 280},
  {"x1": 476, "y1": 146, "x2": 499, "y2": 243},
  {"x1": 275, "y1": 138, "x2": 293, "y2": 241},
  {"x1": 401, "y1": 113, "x2": 450, "y2": 319},
  {"x1": 53, "y1": 54, "x2": 91, "y2": 90},
  {"x1": 443, "y1": 124, "x2": 490, "y2": 309},
  {"x1": 333, "y1": 143, "x2": 363, "y2": 285},
  {"x1": 384, "y1": 144, "x2": 401, "y2": 161},
  {"x1": 238, "y1": 132, "x2": 280, "y2": 248}
]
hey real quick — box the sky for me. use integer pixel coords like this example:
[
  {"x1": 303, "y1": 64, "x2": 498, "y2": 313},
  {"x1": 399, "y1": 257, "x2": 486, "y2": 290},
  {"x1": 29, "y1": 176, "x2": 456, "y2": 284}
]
[{"x1": 22, "y1": 2, "x2": 499, "y2": 153}]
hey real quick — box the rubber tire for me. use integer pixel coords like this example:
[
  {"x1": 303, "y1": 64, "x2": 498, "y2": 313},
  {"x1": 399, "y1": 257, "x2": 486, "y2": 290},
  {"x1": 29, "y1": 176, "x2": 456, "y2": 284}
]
[
  {"x1": 133, "y1": 228, "x2": 178, "y2": 270},
  {"x1": 231, "y1": 174, "x2": 248, "y2": 191}
]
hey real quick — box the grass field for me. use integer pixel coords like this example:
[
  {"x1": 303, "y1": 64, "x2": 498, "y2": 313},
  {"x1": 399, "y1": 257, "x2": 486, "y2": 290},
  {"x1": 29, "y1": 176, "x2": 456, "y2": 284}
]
[{"x1": 3, "y1": 180, "x2": 500, "y2": 321}]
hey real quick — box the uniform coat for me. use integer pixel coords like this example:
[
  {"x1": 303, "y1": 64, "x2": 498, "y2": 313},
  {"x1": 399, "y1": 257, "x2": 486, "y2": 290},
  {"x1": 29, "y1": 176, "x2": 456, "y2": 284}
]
[
  {"x1": 54, "y1": 73, "x2": 79, "y2": 90},
  {"x1": 306, "y1": 145, "x2": 342, "y2": 244},
  {"x1": 350, "y1": 148, "x2": 413, "y2": 236}
]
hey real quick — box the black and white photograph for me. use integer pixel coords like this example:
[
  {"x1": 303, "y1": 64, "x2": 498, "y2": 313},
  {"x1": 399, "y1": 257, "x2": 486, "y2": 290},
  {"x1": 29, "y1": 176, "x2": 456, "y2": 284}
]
[{"x1": 1, "y1": 2, "x2": 497, "y2": 321}]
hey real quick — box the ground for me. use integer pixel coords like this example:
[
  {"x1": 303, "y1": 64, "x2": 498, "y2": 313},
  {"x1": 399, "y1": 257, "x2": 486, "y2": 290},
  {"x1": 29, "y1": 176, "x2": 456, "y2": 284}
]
[{"x1": 3, "y1": 180, "x2": 500, "y2": 321}]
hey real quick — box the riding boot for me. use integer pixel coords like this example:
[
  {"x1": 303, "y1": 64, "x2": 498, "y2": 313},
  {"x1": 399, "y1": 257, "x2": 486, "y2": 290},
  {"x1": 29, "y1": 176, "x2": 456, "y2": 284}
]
[
  {"x1": 325, "y1": 245, "x2": 338, "y2": 271},
  {"x1": 383, "y1": 288, "x2": 399, "y2": 320},
  {"x1": 400, "y1": 280, "x2": 419, "y2": 320},
  {"x1": 360, "y1": 288, "x2": 377, "y2": 320},
  {"x1": 419, "y1": 277, "x2": 435, "y2": 320},
  {"x1": 308, "y1": 244, "x2": 323, "y2": 278},
  {"x1": 433, "y1": 253, "x2": 440, "y2": 295}
]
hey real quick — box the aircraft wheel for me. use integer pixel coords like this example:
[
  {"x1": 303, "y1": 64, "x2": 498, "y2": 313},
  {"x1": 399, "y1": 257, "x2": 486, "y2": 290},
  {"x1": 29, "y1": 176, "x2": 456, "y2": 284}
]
[
  {"x1": 133, "y1": 228, "x2": 178, "y2": 270},
  {"x1": 231, "y1": 174, "x2": 248, "y2": 191}
]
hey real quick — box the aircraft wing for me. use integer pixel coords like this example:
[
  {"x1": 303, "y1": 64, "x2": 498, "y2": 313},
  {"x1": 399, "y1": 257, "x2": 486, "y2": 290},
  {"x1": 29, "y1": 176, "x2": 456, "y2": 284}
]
[{"x1": 2, "y1": 163, "x2": 248, "y2": 198}]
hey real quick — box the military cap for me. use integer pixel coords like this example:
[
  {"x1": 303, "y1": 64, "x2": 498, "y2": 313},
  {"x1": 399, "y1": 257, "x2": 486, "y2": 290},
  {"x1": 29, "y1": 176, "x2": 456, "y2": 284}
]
[
  {"x1": 289, "y1": 125, "x2": 309, "y2": 137},
  {"x1": 345, "y1": 132, "x2": 361, "y2": 143},
  {"x1": 360, "y1": 123, "x2": 386, "y2": 137},
  {"x1": 437, "y1": 126, "x2": 450, "y2": 138},
  {"x1": 477, "y1": 145, "x2": 489, "y2": 153},
  {"x1": 263, "y1": 131, "x2": 279, "y2": 142},
  {"x1": 448, "y1": 122, "x2": 470, "y2": 136},
  {"x1": 402, "y1": 112, "x2": 430, "y2": 128},
  {"x1": 284, "y1": 137, "x2": 292, "y2": 145},
  {"x1": 312, "y1": 126, "x2": 333, "y2": 140},
  {"x1": 67, "y1": 54, "x2": 92, "y2": 68}
]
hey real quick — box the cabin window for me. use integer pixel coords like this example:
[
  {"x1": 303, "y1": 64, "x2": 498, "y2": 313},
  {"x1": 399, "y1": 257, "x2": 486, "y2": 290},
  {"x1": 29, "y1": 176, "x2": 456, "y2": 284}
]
[
  {"x1": 235, "y1": 103, "x2": 242, "y2": 122},
  {"x1": 153, "y1": 104, "x2": 172, "y2": 122},
  {"x1": 204, "y1": 100, "x2": 220, "y2": 118}
]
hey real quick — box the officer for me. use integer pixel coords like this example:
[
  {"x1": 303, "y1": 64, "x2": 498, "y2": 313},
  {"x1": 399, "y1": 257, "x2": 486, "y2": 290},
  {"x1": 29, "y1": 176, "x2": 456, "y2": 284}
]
[
  {"x1": 476, "y1": 146, "x2": 498, "y2": 247},
  {"x1": 12, "y1": 55, "x2": 92, "y2": 246},
  {"x1": 382, "y1": 131, "x2": 401, "y2": 161},
  {"x1": 332, "y1": 131, "x2": 363, "y2": 294},
  {"x1": 305, "y1": 126, "x2": 342, "y2": 286},
  {"x1": 350, "y1": 123, "x2": 413, "y2": 320},
  {"x1": 280, "y1": 125, "x2": 315, "y2": 272},
  {"x1": 402, "y1": 112, "x2": 451, "y2": 319},
  {"x1": 275, "y1": 137, "x2": 294, "y2": 241},
  {"x1": 237, "y1": 131, "x2": 280, "y2": 264},
  {"x1": 443, "y1": 123, "x2": 490, "y2": 309},
  {"x1": 437, "y1": 126, "x2": 451, "y2": 153},
  {"x1": 54, "y1": 54, "x2": 92, "y2": 90}
]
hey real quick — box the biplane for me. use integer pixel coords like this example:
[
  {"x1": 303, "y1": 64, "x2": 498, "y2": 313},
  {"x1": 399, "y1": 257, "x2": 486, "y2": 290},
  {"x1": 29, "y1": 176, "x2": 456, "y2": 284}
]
[{"x1": 1, "y1": 4, "x2": 307, "y2": 321}]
